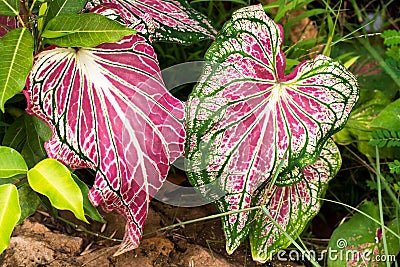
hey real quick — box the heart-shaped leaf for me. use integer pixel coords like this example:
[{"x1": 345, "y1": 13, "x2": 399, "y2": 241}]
[
  {"x1": 86, "y1": 0, "x2": 216, "y2": 43},
  {"x1": 24, "y1": 33, "x2": 186, "y2": 255},
  {"x1": 250, "y1": 139, "x2": 342, "y2": 262},
  {"x1": 186, "y1": 5, "x2": 359, "y2": 253}
]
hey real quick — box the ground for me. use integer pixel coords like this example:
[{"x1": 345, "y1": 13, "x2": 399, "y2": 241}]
[{"x1": 0, "y1": 199, "x2": 304, "y2": 266}]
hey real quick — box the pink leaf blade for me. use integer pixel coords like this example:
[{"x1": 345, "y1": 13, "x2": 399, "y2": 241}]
[
  {"x1": 25, "y1": 34, "x2": 186, "y2": 254},
  {"x1": 186, "y1": 5, "x2": 358, "y2": 253},
  {"x1": 249, "y1": 139, "x2": 342, "y2": 263},
  {"x1": 0, "y1": 15, "x2": 19, "y2": 38}
]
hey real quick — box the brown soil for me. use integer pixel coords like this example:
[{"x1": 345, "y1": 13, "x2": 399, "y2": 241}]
[
  {"x1": 0, "y1": 200, "x2": 304, "y2": 267},
  {"x1": 0, "y1": 171, "x2": 308, "y2": 267}
]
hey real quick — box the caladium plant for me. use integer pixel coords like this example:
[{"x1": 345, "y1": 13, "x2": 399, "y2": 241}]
[
  {"x1": 186, "y1": 4, "x2": 359, "y2": 260},
  {"x1": 0, "y1": 0, "x2": 362, "y2": 262},
  {"x1": 22, "y1": 0, "x2": 216, "y2": 256}
]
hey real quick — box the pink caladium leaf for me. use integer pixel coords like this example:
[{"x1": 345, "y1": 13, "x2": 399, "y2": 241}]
[
  {"x1": 249, "y1": 139, "x2": 341, "y2": 263},
  {"x1": 186, "y1": 5, "x2": 359, "y2": 253},
  {"x1": 86, "y1": 0, "x2": 216, "y2": 43},
  {"x1": 24, "y1": 34, "x2": 186, "y2": 255}
]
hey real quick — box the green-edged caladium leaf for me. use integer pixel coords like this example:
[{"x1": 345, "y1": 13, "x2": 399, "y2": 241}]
[
  {"x1": 0, "y1": 0, "x2": 18, "y2": 17},
  {"x1": 24, "y1": 32, "x2": 186, "y2": 255},
  {"x1": 0, "y1": 27, "x2": 34, "y2": 112},
  {"x1": 42, "y1": 13, "x2": 136, "y2": 47},
  {"x1": 85, "y1": 0, "x2": 216, "y2": 43},
  {"x1": 186, "y1": 5, "x2": 358, "y2": 253},
  {"x1": 0, "y1": 146, "x2": 28, "y2": 178},
  {"x1": 250, "y1": 139, "x2": 341, "y2": 262},
  {"x1": 0, "y1": 183, "x2": 20, "y2": 254}
]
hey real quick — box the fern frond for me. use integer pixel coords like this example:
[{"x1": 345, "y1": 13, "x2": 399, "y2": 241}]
[
  {"x1": 381, "y1": 30, "x2": 400, "y2": 46},
  {"x1": 369, "y1": 129, "x2": 400, "y2": 147},
  {"x1": 389, "y1": 160, "x2": 400, "y2": 174}
]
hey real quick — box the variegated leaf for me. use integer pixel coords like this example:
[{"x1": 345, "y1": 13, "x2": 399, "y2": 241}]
[
  {"x1": 24, "y1": 34, "x2": 186, "y2": 255},
  {"x1": 0, "y1": 15, "x2": 19, "y2": 38},
  {"x1": 86, "y1": 0, "x2": 216, "y2": 43},
  {"x1": 249, "y1": 139, "x2": 341, "y2": 263},
  {"x1": 186, "y1": 5, "x2": 358, "y2": 253}
]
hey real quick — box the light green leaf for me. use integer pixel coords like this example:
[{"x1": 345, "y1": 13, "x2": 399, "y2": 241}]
[
  {"x1": 37, "y1": 2, "x2": 48, "y2": 34},
  {"x1": 334, "y1": 90, "x2": 400, "y2": 158},
  {"x1": 42, "y1": 13, "x2": 136, "y2": 47},
  {"x1": 0, "y1": 28, "x2": 34, "y2": 112},
  {"x1": 0, "y1": 0, "x2": 19, "y2": 16},
  {"x1": 17, "y1": 182, "x2": 41, "y2": 224},
  {"x1": 46, "y1": 0, "x2": 88, "y2": 24},
  {"x1": 370, "y1": 98, "x2": 400, "y2": 132},
  {"x1": 27, "y1": 158, "x2": 88, "y2": 223},
  {"x1": 0, "y1": 146, "x2": 28, "y2": 178},
  {"x1": 71, "y1": 173, "x2": 104, "y2": 223},
  {"x1": 0, "y1": 183, "x2": 21, "y2": 254}
]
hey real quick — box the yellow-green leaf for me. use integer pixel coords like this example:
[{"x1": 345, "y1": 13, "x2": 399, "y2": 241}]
[
  {"x1": 0, "y1": 183, "x2": 20, "y2": 254},
  {"x1": 0, "y1": 146, "x2": 28, "y2": 178},
  {"x1": 27, "y1": 158, "x2": 88, "y2": 223}
]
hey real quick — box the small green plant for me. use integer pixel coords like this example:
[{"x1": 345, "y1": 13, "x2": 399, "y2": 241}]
[{"x1": 0, "y1": 146, "x2": 102, "y2": 252}]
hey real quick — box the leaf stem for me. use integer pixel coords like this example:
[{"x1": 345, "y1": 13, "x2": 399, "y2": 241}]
[
  {"x1": 55, "y1": 215, "x2": 122, "y2": 242},
  {"x1": 144, "y1": 205, "x2": 263, "y2": 236}
]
